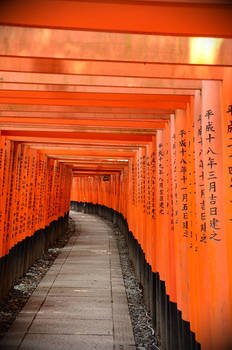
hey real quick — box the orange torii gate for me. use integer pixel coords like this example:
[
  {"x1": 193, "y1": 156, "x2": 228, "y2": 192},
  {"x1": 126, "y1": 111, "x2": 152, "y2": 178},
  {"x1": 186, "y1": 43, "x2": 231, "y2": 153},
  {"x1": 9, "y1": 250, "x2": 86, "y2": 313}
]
[{"x1": 0, "y1": 1, "x2": 232, "y2": 349}]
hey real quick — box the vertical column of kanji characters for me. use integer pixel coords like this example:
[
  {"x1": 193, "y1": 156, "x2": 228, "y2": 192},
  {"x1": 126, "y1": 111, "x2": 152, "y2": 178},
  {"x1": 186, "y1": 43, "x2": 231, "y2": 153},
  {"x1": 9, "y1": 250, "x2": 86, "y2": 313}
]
[
  {"x1": 145, "y1": 144, "x2": 152, "y2": 264},
  {"x1": 132, "y1": 155, "x2": 138, "y2": 241},
  {"x1": 57, "y1": 163, "x2": 63, "y2": 219},
  {"x1": 186, "y1": 99, "x2": 198, "y2": 336},
  {"x1": 179, "y1": 128, "x2": 188, "y2": 240},
  {"x1": 23, "y1": 146, "x2": 31, "y2": 237},
  {"x1": 57, "y1": 164, "x2": 64, "y2": 217},
  {"x1": 146, "y1": 145, "x2": 151, "y2": 219},
  {"x1": 52, "y1": 159, "x2": 58, "y2": 222},
  {"x1": 20, "y1": 145, "x2": 29, "y2": 242},
  {"x1": 158, "y1": 124, "x2": 169, "y2": 288},
  {"x1": 136, "y1": 149, "x2": 142, "y2": 243},
  {"x1": 168, "y1": 117, "x2": 177, "y2": 304},
  {"x1": 63, "y1": 165, "x2": 69, "y2": 214},
  {"x1": 139, "y1": 148, "x2": 144, "y2": 246},
  {"x1": 165, "y1": 121, "x2": 176, "y2": 301},
  {"x1": 34, "y1": 152, "x2": 41, "y2": 231},
  {"x1": 155, "y1": 130, "x2": 165, "y2": 279},
  {"x1": 45, "y1": 158, "x2": 54, "y2": 225},
  {"x1": 191, "y1": 90, "x2": 204, "y2": 342},
  {"x1": 4, "y1": 140, "x2": 14, "y2": 255},
  {"x1": 38, "y1": 153, "x2": 46, "y2": 229},
  {"x1": 203, "y1": 108, "x2": 221, "y2": 241},
  {"x1": 194, "y1": 93, "x2": 206, "y2": 248},
  {"x1": 127, "y1": 160, "x2": 133, "y2": 231},
  {"x1": 31, "y1": 151, "x2": 38, "y2": 234},
  {"x1": 55, "y1": 161, "x2": 61, "y2": 221},
  {"x1": 27, "y1": 148, "x2": 36, "y2": 236},
  {"x1": 140, "y1": 147, "x2": 147, "y2": 251},
  {"x1": 150, "y1": 137, "x2": 156, "y2": 271},
  {"x1": 41, "y1": 154, "x2": 48, "y2": 226},
  {"x1": 16, "y1": 145, "x2": 24, "y2": 245},
  {"x1": 170, "y1": 114, "x2": 178, "y2": 305},
  {"x1": 131, "y1": 157, "x2": 136, "y2": 235},
  {"x1": 0, "y1": 138, "x2": 11, "y2": 256},
  {"x1": 8, "y1": 143, "x2": 17, "y2": 252},
  {"x1": 12, "y1": 144, "x2": 22, "y2": 247},
  {"x1": 51, "y1": 160, "x2": 57, "y2": 221},
  {"x1": 186, "y1": 101, "x2": 196, "y2": 250},
  {"x1": 225, "y1": 103, "x2": 232, "y2": 197},
  {"x1": 54, "y1": 160, "x2": 60, "y2": 220},
  {"x1": 174, "y1": 109, "x2": 190, "y2": 323},
  {"x1": 164, "y1": 122, "x2": 172, "y2": 292},
  {"x1": 157, "y1": 132, "x2": 165, "y2": 218}
]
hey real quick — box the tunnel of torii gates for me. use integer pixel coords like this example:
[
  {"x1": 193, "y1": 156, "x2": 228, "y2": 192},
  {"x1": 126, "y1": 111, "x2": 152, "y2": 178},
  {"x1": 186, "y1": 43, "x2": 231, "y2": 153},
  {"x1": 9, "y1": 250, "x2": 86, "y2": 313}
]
[{"x1": 0, "y1": 0, "x2": 232, "y2": 349}]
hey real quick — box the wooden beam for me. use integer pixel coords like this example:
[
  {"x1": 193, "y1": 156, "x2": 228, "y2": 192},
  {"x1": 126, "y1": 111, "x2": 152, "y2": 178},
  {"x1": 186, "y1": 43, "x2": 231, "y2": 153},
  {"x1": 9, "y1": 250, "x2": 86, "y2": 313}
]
[
  {"x1": 0, "y1": 56, "x2": 224, "y2": 80},
  {"x1": 0, "y1": 72, "x2": 203, "y2": 89},
  {"x1": 0, "y1": 83, "x2": 197, "y2": 96},
  {"x1": 3, "y1": 130, "x2": 153, "y2": 141},
  {"x1": 0, "y1": 26, "x2": 230, "y2": 65},
  {"x1": 0, "y1": 0, "x2": 231, "y2": 37}
]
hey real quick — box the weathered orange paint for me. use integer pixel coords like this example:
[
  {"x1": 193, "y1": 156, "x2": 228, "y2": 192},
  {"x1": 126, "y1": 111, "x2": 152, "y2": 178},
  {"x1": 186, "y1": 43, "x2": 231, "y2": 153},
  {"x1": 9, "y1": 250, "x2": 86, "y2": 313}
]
[
  {"x1": 1, "y1": 26, "x2": 231, "y2": 66},
  {"x1": 0, "y1": 56, "x2": 224, "y2": 80},
  {"x1": 0, "y1": 71, "x2": 202, "y2": 90},
  {"x1": 0, "y1": 0, "x2": 231, "y2": 37}
]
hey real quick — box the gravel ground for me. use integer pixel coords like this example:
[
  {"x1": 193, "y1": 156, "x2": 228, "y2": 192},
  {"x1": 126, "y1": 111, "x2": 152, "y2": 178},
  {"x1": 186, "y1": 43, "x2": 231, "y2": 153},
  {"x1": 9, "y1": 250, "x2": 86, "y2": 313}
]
[
  {"x1": 111, "y1": 222, "x2": 160, "y2": 350},
  {"x1": 0, "y1": 216, "x2": 75, "y2": 340}
]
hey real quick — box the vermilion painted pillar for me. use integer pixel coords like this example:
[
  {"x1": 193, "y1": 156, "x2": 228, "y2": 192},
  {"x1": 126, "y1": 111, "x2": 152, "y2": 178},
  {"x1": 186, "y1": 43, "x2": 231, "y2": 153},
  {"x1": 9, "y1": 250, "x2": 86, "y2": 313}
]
[
  {"x1": 222, "y1": 67, "x2": 232, "y2": 347},
  {"x1": 192, "y1": 90, "x2": 203, "y2": 341},
  {"x1": 201, "y1": 80, "x2": 231, "y2": 350},
  {"x1": 173, "y1": 109, "x2": 190, "y2": 324}
]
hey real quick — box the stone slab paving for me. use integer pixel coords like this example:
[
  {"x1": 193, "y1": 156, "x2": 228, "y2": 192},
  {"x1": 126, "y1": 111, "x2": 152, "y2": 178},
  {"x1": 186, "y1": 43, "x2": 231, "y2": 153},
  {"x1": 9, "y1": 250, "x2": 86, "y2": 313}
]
[{"x1": 0, "y1": 211, "x2": 136, "y2": 350}]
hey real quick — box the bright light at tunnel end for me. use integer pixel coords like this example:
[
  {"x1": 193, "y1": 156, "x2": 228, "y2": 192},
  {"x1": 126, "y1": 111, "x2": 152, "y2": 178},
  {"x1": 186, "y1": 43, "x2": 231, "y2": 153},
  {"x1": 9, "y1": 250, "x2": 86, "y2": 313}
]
[{"x1": 190, "y1": 37, "x2": 223, "y2": 65}]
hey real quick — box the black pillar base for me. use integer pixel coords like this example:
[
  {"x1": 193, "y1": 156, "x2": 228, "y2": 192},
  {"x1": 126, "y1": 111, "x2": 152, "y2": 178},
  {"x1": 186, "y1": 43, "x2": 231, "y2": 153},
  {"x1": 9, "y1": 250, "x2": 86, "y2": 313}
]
[{"x1": 0, "y1": 212, "x2": 69, "y2": 303}]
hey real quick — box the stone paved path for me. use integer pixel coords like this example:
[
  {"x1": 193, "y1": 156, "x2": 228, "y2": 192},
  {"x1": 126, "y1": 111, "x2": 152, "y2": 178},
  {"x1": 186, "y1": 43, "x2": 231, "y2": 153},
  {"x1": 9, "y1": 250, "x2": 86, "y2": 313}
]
[{"x1": 0, "y1": 211, "x2": 136, "y2": 350}]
